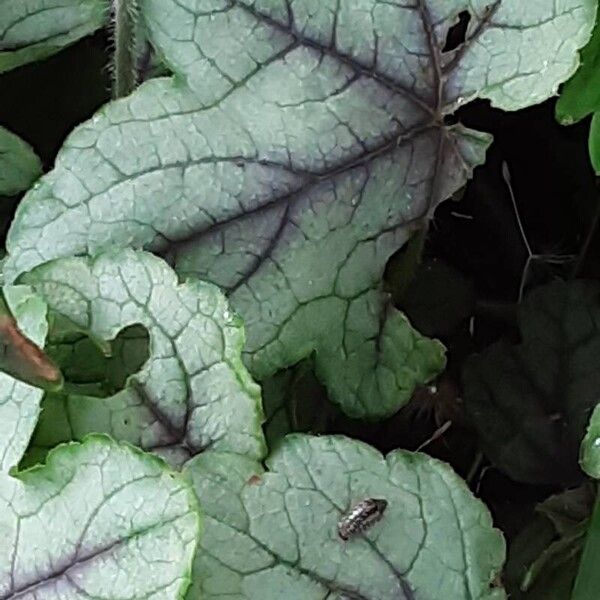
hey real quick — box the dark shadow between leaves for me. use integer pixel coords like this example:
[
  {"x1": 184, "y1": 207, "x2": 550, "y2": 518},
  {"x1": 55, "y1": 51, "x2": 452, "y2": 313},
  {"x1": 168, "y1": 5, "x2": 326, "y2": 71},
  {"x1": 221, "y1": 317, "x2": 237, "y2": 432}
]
[{"x1": 46, "y1": 323, "x2": 150, "y2": 398}]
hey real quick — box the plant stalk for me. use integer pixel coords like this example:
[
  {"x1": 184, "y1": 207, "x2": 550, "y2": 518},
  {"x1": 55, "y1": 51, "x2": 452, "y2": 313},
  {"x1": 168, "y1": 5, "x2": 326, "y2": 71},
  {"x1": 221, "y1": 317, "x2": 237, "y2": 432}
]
[{"x1": 112, "y1": 0, "x2": 138, "y2": 99}]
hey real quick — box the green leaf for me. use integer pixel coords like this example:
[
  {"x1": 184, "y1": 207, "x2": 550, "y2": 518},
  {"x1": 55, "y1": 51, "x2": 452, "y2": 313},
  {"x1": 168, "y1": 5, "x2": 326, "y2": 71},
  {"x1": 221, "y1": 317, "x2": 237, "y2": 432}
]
[
  {"x1": 0, "y1": 0, "x2": 108, "y2": 73},
  {"x1": 5, "y1": 0, "x2": 596, "y2": 418},
  {"x1": 504, "y1": 516, "x2": 558, "y2": 598},
  {"x1": 0, "y1": 126, "x2": 42, "y2": 195},
  {"x1": 0, "y1": 285, "x2": 53, "y2": 472},
  {"x1": 463, "y1": 280, "x2": 600, "y2": 486},
  {"x1": 184, "y1": 434, "x2": 506, "y2": 599},
  {"x1": 573, "y1": 402, "x2": 600, "y2": 600},
  {"x1": 589, "y1": 111, "x2": 600, "y2": 174},
  {"x1": 581, "y1": 404, "x2": 600, "y2": 478},
  {"x1": 505, "y1": 485, "x2": 594, "y2": 599},
  {"x1": 0, "y1": 434, "x2": 200, "y2": 599},
  {"x1": 20, "y1": 248, "x2": 265, "y2": 465},
  {"x1": 556, "y1": 10, "x2": 600, "y2": 124},
  {"x1": 572, "y1": 494, "x2": 600, "y2": 600},
  {"x1": 537, "y1": 483, "x2": 596, "y2": 535}
]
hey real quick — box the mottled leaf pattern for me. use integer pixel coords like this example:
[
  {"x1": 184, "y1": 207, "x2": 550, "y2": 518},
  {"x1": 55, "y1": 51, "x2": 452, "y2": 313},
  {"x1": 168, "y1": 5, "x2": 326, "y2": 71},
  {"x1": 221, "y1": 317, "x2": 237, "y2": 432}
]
[
  {"x1": 184, "y1": 435, "x2": 506, "y2": 599},
  {"x1": 0, "y1": 435, "x2": 199, "y2": 599},
  {"x1": 20, "y1": 248, "x2": 265, "y2": 465},
  {"x1": 7, "y1": 1, "x2": 595, "y2": 416}
]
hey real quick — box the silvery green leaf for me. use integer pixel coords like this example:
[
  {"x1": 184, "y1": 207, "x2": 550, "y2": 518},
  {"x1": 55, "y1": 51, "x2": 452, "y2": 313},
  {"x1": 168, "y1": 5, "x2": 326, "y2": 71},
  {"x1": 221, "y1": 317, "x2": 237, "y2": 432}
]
[
  {"x1": 0, "y1": 435, "x2": 200, "y2": 599},
  {"x1": 184, "y1": 434, "x2": 506, "y2": 599},
  {"x1": 5, "y1": 0, "x2": 596, "y2": 417},
  {"x1": 21, "y1": 248, "x2": 265, "y2": 465}
]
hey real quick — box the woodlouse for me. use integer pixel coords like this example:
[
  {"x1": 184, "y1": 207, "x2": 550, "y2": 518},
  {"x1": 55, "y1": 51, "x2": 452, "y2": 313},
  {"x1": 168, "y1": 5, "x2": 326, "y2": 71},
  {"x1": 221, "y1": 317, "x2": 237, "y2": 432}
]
[{"x1": 337, "y1": 498, "x2": 388, "y2": 541}]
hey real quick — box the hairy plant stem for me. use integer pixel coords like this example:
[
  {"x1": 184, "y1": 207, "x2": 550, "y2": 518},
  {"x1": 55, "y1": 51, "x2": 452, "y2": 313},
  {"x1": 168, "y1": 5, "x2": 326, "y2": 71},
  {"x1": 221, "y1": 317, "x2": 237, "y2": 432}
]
[{"x1": 111, "y1": 0, "x2": 138, "y2": 99}]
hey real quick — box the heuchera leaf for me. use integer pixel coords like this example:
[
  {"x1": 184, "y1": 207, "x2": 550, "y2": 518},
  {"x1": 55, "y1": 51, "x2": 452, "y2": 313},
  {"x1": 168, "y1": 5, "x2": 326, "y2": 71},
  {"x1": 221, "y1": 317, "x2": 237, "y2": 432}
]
[
  {"x1": 0, "y1": 434, "x2": 200, "y2": 599},
  {"x1": 19, "y1": 248, "x2": 265, "y2": 466},
  {"x1": 0, "y1": 0, "x2": 108, "y2": 73},
  {"x1": 184, "y1": 434, "x2": 506, "y2": 599},
  {"x1": 0, "y1": 285, "x2": 60, "y2": 473},
  {"x1": 0, "y1": 126, "x2": 42, "y2": 195},
  {"x1": 463, "y1": 280, "x2": 600, "y2": 486},
  {"x1": 4, "y1": 0, "x2": 596, "y2": 418}
]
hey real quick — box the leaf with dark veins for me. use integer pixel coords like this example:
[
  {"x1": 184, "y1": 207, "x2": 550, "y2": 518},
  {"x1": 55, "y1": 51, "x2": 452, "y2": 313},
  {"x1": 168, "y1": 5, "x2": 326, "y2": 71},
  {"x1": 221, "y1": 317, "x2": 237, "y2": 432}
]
[
  {"x1": 19, "y1": 248, "x2": 266, "y2": 465},
  {"x1": 4, "y1": 0, "x2": 596, "y2": 417},
  {"x1": 0, "y1": 435, "x2": 199, "y2": 600},
  {"x1": 0, "y1": 0, "x2": 108, "y2": 73},
  {"x1": 184, "y1": 435, "x2": 506, "y2": 599},
  {"x1": 0, "y1": 286, "x2": 53, "y2": 473}
]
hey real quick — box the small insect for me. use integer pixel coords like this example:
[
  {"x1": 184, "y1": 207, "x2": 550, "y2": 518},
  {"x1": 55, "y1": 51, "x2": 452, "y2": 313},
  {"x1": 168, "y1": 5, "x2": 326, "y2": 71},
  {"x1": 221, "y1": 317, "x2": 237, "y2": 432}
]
[{"x1": 337, "y1": 498, "x2": 388, "y2": 541}]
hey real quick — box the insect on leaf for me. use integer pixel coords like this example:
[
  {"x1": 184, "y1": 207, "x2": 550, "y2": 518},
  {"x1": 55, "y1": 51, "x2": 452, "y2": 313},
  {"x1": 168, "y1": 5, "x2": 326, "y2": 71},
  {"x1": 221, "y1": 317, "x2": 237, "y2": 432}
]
[{"x1": 184, "y1": 434, "x2": 506, "y2": 599}]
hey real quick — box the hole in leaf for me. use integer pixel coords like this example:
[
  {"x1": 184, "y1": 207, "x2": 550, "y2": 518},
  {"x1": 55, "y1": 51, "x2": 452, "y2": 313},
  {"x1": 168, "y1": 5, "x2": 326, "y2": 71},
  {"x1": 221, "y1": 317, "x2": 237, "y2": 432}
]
[
  {"x1": 442, "y1": 11, "x2": 471, "y2": 52},
  {"x1": 47, "y1": 323, "x2": 150, "y2": 397},
  {"x1": 444, "y1": 114, "x2": 459, "y2": 126}
]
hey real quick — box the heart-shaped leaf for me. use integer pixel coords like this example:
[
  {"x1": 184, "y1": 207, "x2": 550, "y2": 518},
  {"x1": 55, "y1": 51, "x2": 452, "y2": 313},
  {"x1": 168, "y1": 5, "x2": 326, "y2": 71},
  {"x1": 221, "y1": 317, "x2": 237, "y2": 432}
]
[
  {"x1": 184, "y1": 434, "x2": 505, "y2": 599},
  {"x1": 5, "y1": 0, "x2": 596, "y2": 417},
  {"x1": 0, "y1": 0, "x2": 108, "y2": 73},
  {"x1": 19, "y1": 248, "x2": 265, "y2": 465},
  {"x1": 0, "y1": 126, "x2": 42, "y2": 195},
  {"x1": 0, "y1": 434, "x2": 200, "y2": 599},
  {"x1": 463, "y1": 280, "x2": 600, "y2": 485}
]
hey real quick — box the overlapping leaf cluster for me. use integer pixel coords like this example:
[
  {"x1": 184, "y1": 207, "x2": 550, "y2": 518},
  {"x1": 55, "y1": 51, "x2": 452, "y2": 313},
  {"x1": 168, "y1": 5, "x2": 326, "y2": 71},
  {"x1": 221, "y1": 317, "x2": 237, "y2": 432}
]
[{"x1": 0, "y1": 0, "x2": 597, "y2": 598}]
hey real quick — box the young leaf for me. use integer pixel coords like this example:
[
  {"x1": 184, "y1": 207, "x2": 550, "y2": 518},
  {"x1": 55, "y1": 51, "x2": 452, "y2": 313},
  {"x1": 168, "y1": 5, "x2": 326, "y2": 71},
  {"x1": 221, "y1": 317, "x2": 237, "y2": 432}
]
[
  {"x1": 463, "y1": 280, "x2": 600, "y2": 485},
  {"x1": 184, "y1": 435, "x2": 506, "y2": 599},
  {"x1": 0, "y1": 435, "x2": 200, "y2": 599},
  {"x1": 5, "y1": 0, "x2": 596, "y2": 418},
  {"x1": 0, "y1": 126, "x2": 42, "y2": 196},
  {"x1": 572, "y1": 406, "x2": 600, "y2": 600},
  {"x1": 556, "y1": 11, "x2": 600, "y2": 125},
  {"x1": 0, "y1": 286, "x2": 57, "y2": 473},
  {"x1": 20, "y1": 248, "x2": 265, "y2": 465},
  {"x1": 556, "y1": 11, "x2": 600, "y2": 174},
  {"x1": 0, "y1": 0, "x2": 108, "y2": 73}
]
